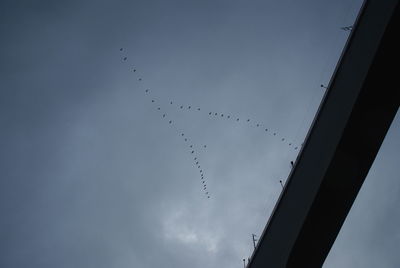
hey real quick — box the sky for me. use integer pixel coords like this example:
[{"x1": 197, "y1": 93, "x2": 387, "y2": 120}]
[{"x1": 2, "y1": 0, "x2": 397, "y2": 268}]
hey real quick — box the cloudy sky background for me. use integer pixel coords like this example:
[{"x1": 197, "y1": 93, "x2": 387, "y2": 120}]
[{"x1": 2, "y1": 0, "x2": 398, "y2": 267}]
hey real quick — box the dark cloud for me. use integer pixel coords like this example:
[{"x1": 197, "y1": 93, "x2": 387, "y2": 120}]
[{"x1": 1, "y1": 0, "x2": 387, "y2": 267}]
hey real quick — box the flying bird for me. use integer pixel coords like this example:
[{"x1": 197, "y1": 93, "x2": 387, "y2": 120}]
[
  {"x1": 145, "y1": 89, "x2": 149, "y2": 93},
  {"x1": 123, "y1": 57, "x2": 127, "y2": 61},
  {"x1": 169, "y1": 120, "x2": 172, "y2": 124},
  {"x1": 138, "y1": 78, "x2": 142, "y2": 81},
  {"x1": 191, "y1": 150, "x2": 194, "y2": 154},
  {"x1": 340, "y1": 26, "x2": 353, "y2": 31},
  {"x1": 119, "y1": 48, "x2": 123, "y2": 51}
]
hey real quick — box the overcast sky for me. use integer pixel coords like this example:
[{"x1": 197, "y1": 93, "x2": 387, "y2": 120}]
[{"x1": 2, "y1": 1, "x2": 398, "y2": 268}]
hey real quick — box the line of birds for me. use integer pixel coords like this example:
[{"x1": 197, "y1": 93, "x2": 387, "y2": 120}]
[
  {"x1": 155, "y1": 107, "x2": 211, "y2": 199},
  {"x1": 160, "y1": 99, "x2": 300, "y2": 150},
  {"x1": 120, "y1": 48, "x2": 211, "y2": 198},
  {"x1": 119, "y1": 46, "x2": 310, "y2": 198}
]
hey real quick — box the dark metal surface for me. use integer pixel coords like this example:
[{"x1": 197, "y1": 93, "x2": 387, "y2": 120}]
[{"x1": 248, "y1": 1, "x2": 400, "y2": 267}]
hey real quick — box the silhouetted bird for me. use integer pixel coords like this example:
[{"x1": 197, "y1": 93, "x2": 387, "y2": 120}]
[
  {"x1": 188, "y1": 106, "x2": 191, "y2": 109},
  {"x1": 237, "y1": 118, "x2": 239, "y2": 121},
  {"x1": 180, "y1": 106, "x2": 183, "y2": 109},
  {"x1": 123, "y1": 57, "x2": 127, "y2": 61},
  {"x1": 157, "y1": 107, "x2": 160, "y2": 110},
  {"x1": 203, "y1": 145, "x2": 206, "y2": 148},
  {"x1": 340, "y1": 26, "x2": 353, "y2": 31},
  {"x1": 145, "y1": 89, "x2": 149, "y2": 93},
  {"x1": 290, "y1": 161, "x2": 294, "y2": 167},
  {"x1": 138, "y1": 78, "x2": 142, "y2": 81},
  {"x1": 197, "y1": 108, "x2": 201, "y2": 111},
  {"x1": 170, "y1": 101, "x2": 173, "y2": 104},
  {"x1": 151, "y1": 100, "x2": 155, "y2": 103},
  {"x1": 190, "y1": 145, "x2": 193, "y2": 148},
  {"x1": 256, "y1": 124, "x2": 259, "y2": 127},
  {"x1": 247, "y1": 119, "x2": 250, "y2": 122},
  {"x1": 215, "y1": 113, "x2": 217, "y2": 116},
  {"x1": 294, "y1": 147, "x2": 298, "y2": 150},
  {"x1": 227, "y1": 115, "x2": 230, "y2": 118},
  {"x1": 133, "y1": 69, "x2": 136, "y2": 72},
  {"x1": 163, "y1": 114, "x2": 166, "y2": 118},
  {"x1": 265, "y1": 128, "x2": 268, "y2": 131},
  {"x1": 169, "y1": 120, "x2": 172, "y2": 124},
  {"x1": 191, "y1": 150, "x2": 194, "y2": 154},
  {"x1": 282, "y1": 138, "x2": 285, "y2": 141},
  {"x1": 120, "y1": 48, "x2": 123, "y2": 51},
  {"x1": 185, "y1": 138, "x2": 187, "y2": 141},
  {"x1": 221, "y1": 114, "x2": 224, "y2": 117},
  {"x1": 209, "y1": 112, "x2": 212, "y2": 115}
]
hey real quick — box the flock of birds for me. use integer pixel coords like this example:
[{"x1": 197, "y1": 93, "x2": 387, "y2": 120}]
[{"x1": 119, "y1": 48, "x2": 302, "y2": 199}]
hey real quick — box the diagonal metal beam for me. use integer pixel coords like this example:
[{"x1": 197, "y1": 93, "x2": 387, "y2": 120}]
[{"x1": 248, "y1": 1, "x2": 400, "y2": 267}]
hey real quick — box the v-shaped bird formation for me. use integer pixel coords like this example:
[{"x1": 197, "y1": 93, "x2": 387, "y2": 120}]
[{"x1": 119, "y1": 48, "x2": 302, "y2": 199}]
